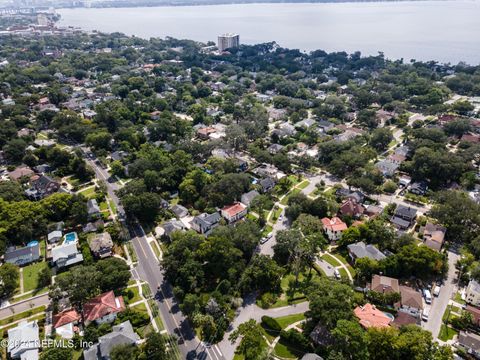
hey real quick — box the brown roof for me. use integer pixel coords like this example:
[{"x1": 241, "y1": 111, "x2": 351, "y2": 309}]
[
  {"x1": 8, "y1": 166, "x2": 34, "y2": 181},
  {"x1": 83, "y1": 291, "x2": 125, "y2": 322},
  {"x1": 370, "y1": 274, "x2": 400, "y2": 294},
  {"x1": 423, "y1": 223, "x2": 446, "y2": 251},
  {"x1": 399, "y1": 286, "x2": 423, "y2": 310},
  {"x1": 354, "y1": 303, "x2": 391, "y2": 329},
  {"x1": 391, "y1": 312, "x2": 417, "y2": 328},
  {"x1": 221, "y1": 202, "x2": 246, "y2": 217},
  {"x1": 466, "y1": 305, "x2": 480, "y2": 325},
  {"x1": 339, "y1": 199, "x2": 364, "y2": 217},
  {"x1": 53, "y1": 309, "x2": 81, "y2": 328},
  {"x1": 321, "y1": 217, "x2": 348, "y2": 232}
]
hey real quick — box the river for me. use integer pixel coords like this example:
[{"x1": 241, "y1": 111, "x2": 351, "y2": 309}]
[{"x1": 57, "y1": 1, "x2": 480, "y2": 64}]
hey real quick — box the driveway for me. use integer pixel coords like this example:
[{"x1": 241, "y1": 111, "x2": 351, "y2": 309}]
[
  {"x1": 315, "y1": 258, "x2": 335, "y2": 277},
  {"x1": 422, "y1": 250, "x2": 459, "y2": 338}
]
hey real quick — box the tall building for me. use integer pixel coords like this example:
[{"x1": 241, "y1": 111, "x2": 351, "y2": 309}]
[{"x1": 217, "y1": 33, "x2": 240, "y2": 52}]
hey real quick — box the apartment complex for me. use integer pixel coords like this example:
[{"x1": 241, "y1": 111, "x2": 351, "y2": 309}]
[{"x1": 218, "y1": 33, "x2": 240, "y2": 52}]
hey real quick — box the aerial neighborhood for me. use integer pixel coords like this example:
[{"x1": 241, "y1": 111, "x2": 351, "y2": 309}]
[{"x1": 0, "y1": 10, "x2": 480, "y2": 360}]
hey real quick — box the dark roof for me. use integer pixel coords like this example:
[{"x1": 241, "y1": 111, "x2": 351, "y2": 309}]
[
  {"x1": 395, "y1": 205, "x2": 417, "y2": 220},
  {"x1": 458, "y1": 331, "x2": 480, "y2": 351},
  {"x1": 192, "y1": 212, "x2": 221, "y2": 228},
  {"x1": 4, "y1": 243, "x2": 40, "y2": 263},
  {"x1": 259, "y1": 177, "x2": 275, "y2": 189},
  {"x1": 348, "y1": 241, "x2": 386, "y2": 261},
  {"x1": 390, "y1": 216, "x2": 411, "y2": 229}
]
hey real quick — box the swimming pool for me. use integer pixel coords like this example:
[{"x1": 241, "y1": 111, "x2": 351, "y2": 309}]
[
  {"x1": 64, "y1": 232, "x2": 78, "y2": 244},
  {"x1": 383, "y1": 312, "x2": 395, "y2": 322},
  {"x1": 27, "y1": 240, "x2": 39, "y2": 247}
]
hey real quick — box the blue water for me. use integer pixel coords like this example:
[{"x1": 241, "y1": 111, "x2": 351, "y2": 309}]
[
  {"x1": 383, "y1": 312, "x2": 395, "y2": 321},
  {"x1": 64, "y1": 232, "x2": 77, "y2": 243},
  {"x1": 27, "y1": 241, "x2": 39, "y2": 247}
]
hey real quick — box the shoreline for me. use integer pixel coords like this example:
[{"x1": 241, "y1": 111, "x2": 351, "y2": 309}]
[{"x1": 55, "y1": 0, "x2": 452, "y2": 10}]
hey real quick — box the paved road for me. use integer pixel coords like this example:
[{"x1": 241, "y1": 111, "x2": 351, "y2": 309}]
[
  {"x1": 0, "y1": 294, "x2": 49, "y2": 319},
  {"x1": 218, "y1": 294, "x2": 309, "y2": 359},
  {"x1": 422, "y1": 250, "x2": 459, "y2": 338},
  {"x1": 84, "y1": 149, "x2": 222, "y2": 360}
]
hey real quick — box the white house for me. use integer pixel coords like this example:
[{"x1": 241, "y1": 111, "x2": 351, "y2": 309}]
[
  {"x1": 466, "y1": 280, "x2": 480, "y2": 306},
  {"x1": 8, "y1": 320, "x2": 40, "y2": 360}
]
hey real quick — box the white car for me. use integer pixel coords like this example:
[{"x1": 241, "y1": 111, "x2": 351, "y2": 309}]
[{"x1": 421, "y1": 308, "x2": 429, "y2": 321}]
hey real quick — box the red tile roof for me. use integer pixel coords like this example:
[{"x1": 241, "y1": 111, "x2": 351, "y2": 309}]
[
  {"x1": 321, "y1": 217, "x2": 348, "y2": 232},
  {"x1": 53, "y1": 309, "x2": 81, "y2": 328},
  {"x1": 354, "y1": 303, "x2": 392, "y2": 329},
  {"x1": 83, "y1": 291, "x2": 125, "y2": 322},
  {"x1": 221, "y1": 202, "x2": 246, "y2": 217}
]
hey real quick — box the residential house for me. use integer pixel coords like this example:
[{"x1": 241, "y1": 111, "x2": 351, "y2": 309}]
[
  {"x1": 47, "y1": 230, "x2": 62, "y2": 244},
  {"x1": 5, "y1": 242, "x2": 40, "y2": 266},
  {"x1": 421, "y1": 223, "x2": 446, "y2": 251},
  {"x1": 398, "y1": 175, "x2": 412, "y2": 188},
  {"x1": 83, "y1": 291, "x2": 126, "y2": 325},
  {"x1": 241, "y1": 190, "x2": 260, "y2": 207},
  {"x1": 387, "y1": 153, "x2": 406, "y2": 164},
  {"x1": 409, "y1": 181, "x2": 428, "y2": 196},
  {"x1": 391, "y1": 312, "x2": 418, "y2": 328},
  {"x1": 369, "y1": 274, "x2": 400, "y2": 294},
  {"x1": 8, "y1": 320, "x2": 40, "y2": 360},
  {"x1": 83, "y1": 219, "x2": 105, "y2": 233},
  {"x1": 354, "y1": 304, "x2": 392, "y2": 329},
  {"x1": 317, "y1": 120, "x2": 335, "y2": 132},
  {"x1": 390, "y1": 205, "x2": 417, "y2": 230},
  {"x1": 294, "y1": 118, "x2": 316, "y2": 129},
  {"x1": 83, "y1": 321, "x2": 140, "y2": 360},
  {"x1": 25, "y1": 175, "x2": 60, "y2": 200},
  {"x1": 466, "y1": 280, "x2": 480, "y2": 306},
  {"x1": 51, "y1": 242, "x2": 83, "y2": 269},
  {"x1": 221, "y1": 202, "x2": 247, "y2": 223},
  {"x1": 301, "y1": 355, "x2": 324, "y2": 360},
  {"x1": 89, "y1": 232, "x2": 114, "y2": 259},
  {"x1": 398, "y1": 286, "x2": 424, "y2": 317},
  {"x1": 457, "y1": 331, "x2": 480, "y2": 358},
  {"x1": 190, "y1": 212, "x2": 221, "y2": 236},
  {"x1": 8, "y1": 166, "x2": 34, "y2": 181},
  {"x1": 53, "y1": 309, "x2": 81, "y2": 339},
  {"x1": 87, "y1": 199, "x2": 101, "y2": 219},
  {"x1": 267, "y1": 143, "x2": 284, "y2": 155},
  {"x1": 321, "y1": 217, "x2": 348, "y2": 242},
  {"x1": 466, "y1": 305, "x2": 480, "y2": 327},
  {"x1": 171, "y1": 204, "x2": 189, "y2": 218},
  {"x1": 364, "y1": 205, "x2": 383, "y2": 218},
  {"x1": 259, "y1": 177, "x2": 276, "y2": 193},
  {"x1": 375, "y1": 160, "x2": 399, "y2": 177},
  {"x1": 162, "y1": 220, "x2": 186, "y2": 238},
  {"x1": 347, "y1": 241, "x2": 386, "y2": 262},
  {"x1": 339, "y1": 199, "x2": 365, "y2": 218}
]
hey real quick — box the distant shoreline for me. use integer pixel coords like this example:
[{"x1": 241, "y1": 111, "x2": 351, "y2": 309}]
[{"x1": 56, "y1": 0, "x2": 447, "y2": 10}]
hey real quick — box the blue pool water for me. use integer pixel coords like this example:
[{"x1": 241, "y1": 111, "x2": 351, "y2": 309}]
[
  {"x1": 27, "y1": 240, "x2": 39, "y2": 247},
  {"x1": 64, "y1": 232, "x2": 77, "y2": 243}
]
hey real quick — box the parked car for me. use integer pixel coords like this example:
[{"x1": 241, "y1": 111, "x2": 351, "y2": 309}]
[
  {"x1": 422, "y1": 308, "x2": 429, "y2": 321},
  {"x1": 433, "y1": 286, "x2": 441, "y2": 297},
  {"x1": 334, "y1": 269, "x2": 341, "y2": 279},
  {"x1": 424, "y1": 289, "x2": 432, "y2": 304}
]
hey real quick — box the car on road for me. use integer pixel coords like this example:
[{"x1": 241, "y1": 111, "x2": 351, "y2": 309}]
[
  {"x1": 433, "y1": 286, "x2": 441, "y2": 297},
  {"x1": 421, "y1": 308, "x2": 429, "y2": 321},
  {"x1": 260, "y1": 237, "x2": 268, "y2": 244}
]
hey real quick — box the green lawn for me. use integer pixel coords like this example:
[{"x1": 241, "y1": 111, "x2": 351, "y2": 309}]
[
  {"x1": 99, "y1": 201, "x2": 109, "y2": 211},
  {"x1": 108, "y1": 198, "x2": 117, "y2": 214},
  {"x1": 297, "y1": 180, "x2": 310, "y2": 190},
  {"x1": 148, "y1": 299, "x2": 165, "y2": 331},
  {"x1": 78, "y1": 186, "x2": 96, "y2": 199},
  {"x1": 23, "y1": 262, "x2": 49, "y2": 292},
  {"x1": 150, "y1": 241, "x2": 161, "y2": 258},
  {"x1": 276, "y1": 313, "x2": 305, "y2": 329},
  {"x1": 280, "y1": 188, "x2": 301, "y2": 206},
  {"x1": 0, "y1": 306, "x2": 46, "y2": 326},
  {"x1": 454, "y1": 292, "x2": 466, "y2": 305},
  {"x1": 438, "y1": 325, "x2": 458, "y2": 341},
  {"x1": 273, "y1": 339, "x2": 305, "y2": 359},
  {"x1": 123, "y1": 286, "x2": 142, "y2": 305},
  {"x1": 39, "y1": 240, "x2": 46, "y2": 259},
  {"x1": 270, "y1": 207, "x2": 283, "y2": 222},
  {"x1": 130, "y1": 302, "x2": 148, "y2": 313},
  {"x1": 338, "y1": 268, "x2": 349, "y2": 279},
  {"x1": 126, "y1": 242, "x2": 137, "y2": 262},
  {"x1": 262, "y1": 225, "x2": 273, "y2": 237},
  {"x1": 321, "y1": 253, "x2": 342, "y2": 267}
]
